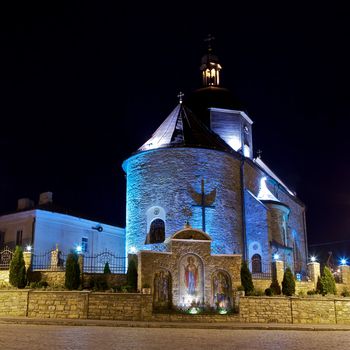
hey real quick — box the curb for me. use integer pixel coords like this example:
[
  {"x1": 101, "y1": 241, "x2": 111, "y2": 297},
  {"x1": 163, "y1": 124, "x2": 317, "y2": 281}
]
[{"x1": 1, "y1": 317, "x2": 350, "y2": 331}]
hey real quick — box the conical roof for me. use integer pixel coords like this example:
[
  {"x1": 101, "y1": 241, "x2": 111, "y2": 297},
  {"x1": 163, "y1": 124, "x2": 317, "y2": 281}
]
[{"x1": 138, "y1": 103, "x2": 232, "y2": 153}]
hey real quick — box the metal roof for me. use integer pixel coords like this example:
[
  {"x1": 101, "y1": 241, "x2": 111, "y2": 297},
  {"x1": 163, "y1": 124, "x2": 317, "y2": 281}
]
[{"x1": 138, "y1": 103, "x2": 233, "y2": 153}]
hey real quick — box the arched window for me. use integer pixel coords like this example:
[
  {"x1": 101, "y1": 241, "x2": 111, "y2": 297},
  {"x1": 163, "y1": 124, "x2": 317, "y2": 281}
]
[
  {"x1": 148, "y1": 219, "x2": 165, "y2": 244},
  {"x1": 251, "y1": 254, "x2": 262, "y2": 273}
]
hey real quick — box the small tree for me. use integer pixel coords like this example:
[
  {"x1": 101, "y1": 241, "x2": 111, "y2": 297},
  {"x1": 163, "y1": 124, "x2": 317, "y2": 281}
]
[
  {"x1": 65, "y1": 252, "x2": 80, "y2": 290},
  {"x1": 103, "y1": 262, "x2": 111, "y2": 274},
  {"x1": 270, "y1": 279, "x2": 281, "y2": 295},
  {"x1": 127, "y1": 258, "x2": 138, "y2": 292},
  {"x1": 320, "y1": 266, "x2": 337, "y2": 295},
  {"x1": 282, "y1": 267, "x2": 296, "y2": 296},
  {"x1": 9, "y1": 246, "x2": 27, "y2": 288},
  {"x1": 316, "y1": 275, "x2": 322, "y2": 294},
  {"x1": 240, "y1": 261, "x2": 254, "y2": 295}
]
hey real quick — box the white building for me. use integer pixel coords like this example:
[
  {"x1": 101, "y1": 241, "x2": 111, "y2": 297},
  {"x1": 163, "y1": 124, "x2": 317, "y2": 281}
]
[{"x1": 0, "y1": 192, "x2": 125, "y2": 257}]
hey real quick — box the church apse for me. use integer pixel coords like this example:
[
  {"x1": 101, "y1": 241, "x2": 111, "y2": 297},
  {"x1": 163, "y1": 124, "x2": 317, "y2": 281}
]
[{"x1": 123, "y1": 148, "x2": 243, "y2": 255}]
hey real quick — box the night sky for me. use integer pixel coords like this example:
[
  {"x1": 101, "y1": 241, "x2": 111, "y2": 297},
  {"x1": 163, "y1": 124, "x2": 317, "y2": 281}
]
[{"x1": 1, "y1": 3, "x2": 349, "y2": 263}]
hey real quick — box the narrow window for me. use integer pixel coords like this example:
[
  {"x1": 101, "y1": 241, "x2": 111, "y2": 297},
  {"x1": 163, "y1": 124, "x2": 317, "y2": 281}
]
[
  {"x1": 251, "y1": 254, "x2": 262, "y2": 273},
  {"x1": 82, "y1": 237, "x2": 88, "y2": 253},
  {"x1": 148, "y1": 219, "x2": 165, "y2": 244}
]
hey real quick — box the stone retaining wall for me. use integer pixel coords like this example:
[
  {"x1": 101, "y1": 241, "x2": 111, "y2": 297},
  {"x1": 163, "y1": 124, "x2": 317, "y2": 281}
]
[
  {"x1": 2, "y1": 290, "x2": 350, "y2": 324},
  {"x1": 0, "y1": 271, "x2": 9, "y2": 286},
  {"x1": 28, "y1": 291, "x2": 88, "y2": 319},
  {"x1": 295, "y1": 281, "x2": 315, "y2": 295},
  {"x1": 88, "y1": 293, "x2": 152, "y2": 320},
  {"x1": 239, "y1": 296, "x2": 350, "y2": 324},
  {"x1": 0, "y1": 290, "x2": 28, "y2": 316},
  {"x1": 0, "y1": 290, "x2": 152, "y2": 320}
]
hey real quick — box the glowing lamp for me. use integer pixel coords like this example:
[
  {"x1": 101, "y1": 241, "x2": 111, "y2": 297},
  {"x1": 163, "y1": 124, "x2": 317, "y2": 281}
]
[
  {"x1": 218, "y1": 308, "x2": 228, "y2": 315},
  {"x1": 340, "y1": 258, "x2": 347, "y2": 266},
  {"x1": 273, "y1": 253, "x2": 279, "y2": 261},
  {"x1": 188, "y1": 307, "x2": 199, "y2": 315},
  {"x1": 129, "y1": 246, "x2": 138, "y2": 254},
  {"x1": 26, "y1": 245, "x2": 32, "y2": 252},
  {"x1": 310, "y1": 256, "x2": 316, "y2": 262},
  {"x1": 76, "y1": 245, "x2": 82, "y2": 253}
]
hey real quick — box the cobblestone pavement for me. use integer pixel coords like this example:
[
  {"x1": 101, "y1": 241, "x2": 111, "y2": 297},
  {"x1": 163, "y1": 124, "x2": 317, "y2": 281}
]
[{"x1": 0, "y1": 324, "x2": 349, "y2": 350}]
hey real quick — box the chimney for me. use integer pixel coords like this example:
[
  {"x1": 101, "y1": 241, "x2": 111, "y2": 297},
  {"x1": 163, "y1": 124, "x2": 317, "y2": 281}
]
[
  {"x1": 39, "y1": 192, "x2": 53, "y2": 205},
  {"x1": 17, "y1": 198, "x2": 34, "y2": 211}
]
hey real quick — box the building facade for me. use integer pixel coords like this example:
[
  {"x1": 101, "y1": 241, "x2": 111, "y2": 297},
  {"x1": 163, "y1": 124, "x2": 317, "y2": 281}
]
[
  {"x1": 123, "y1": 46, "x2": 308, "y2": 281},
  {"x1": 0, "y1": 192, "x2": 125, "y2": 257}
]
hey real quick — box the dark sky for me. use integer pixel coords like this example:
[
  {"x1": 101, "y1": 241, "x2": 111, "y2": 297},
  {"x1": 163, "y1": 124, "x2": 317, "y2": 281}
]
[{"x1": 1, "y1": 3, "x2": 350, "y2": 263}]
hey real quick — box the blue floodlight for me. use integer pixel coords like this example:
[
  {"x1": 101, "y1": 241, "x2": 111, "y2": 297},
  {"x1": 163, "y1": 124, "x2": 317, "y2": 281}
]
[
  {"x1": 273, "y1": 253, "x2": 279, "y2": 261},
  {"x1": 340, "y1": 258, "x2": 347, "y2": 266}
]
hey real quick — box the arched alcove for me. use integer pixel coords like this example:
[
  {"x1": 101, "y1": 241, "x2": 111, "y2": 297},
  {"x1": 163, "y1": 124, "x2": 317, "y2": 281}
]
[
  {"x1": 178, "y1": 254, "x2": 204, "y2": 307},
  {"x1": 212, "y1": 270, "x2": 232, "y2": 308}
]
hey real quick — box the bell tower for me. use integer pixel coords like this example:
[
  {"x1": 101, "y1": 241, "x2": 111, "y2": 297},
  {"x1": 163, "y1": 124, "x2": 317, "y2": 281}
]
[{"x1": 200, "y1": 34, "x2": 222, "y2": 87}]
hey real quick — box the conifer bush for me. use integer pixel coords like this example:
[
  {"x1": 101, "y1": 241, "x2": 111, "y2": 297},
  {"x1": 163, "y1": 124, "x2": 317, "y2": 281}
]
[
  {"x1": 320, "y1": 266, "x2": 337, "y2": 295},
  {"x1": 240, "y1": 261, "x2": 254, "y2": 295},
  {"x1": 270, "y1": 279, "x2": 281, "y2": 295},
  {"x1": 9, "y1": 246, "x2": 27, "y2": 288},
  {"x1": 103, "y1": 262, "x2": 111, "y2": 274},
  {"x1": 127, "y1": 258, "x2": 138, "y2": 292},
  {"x1": 65, "y1": 252, "x2": 80, "y2": 290},
  {"x1": 282, "y1": 267, "x2": 296, "y2": 296}
]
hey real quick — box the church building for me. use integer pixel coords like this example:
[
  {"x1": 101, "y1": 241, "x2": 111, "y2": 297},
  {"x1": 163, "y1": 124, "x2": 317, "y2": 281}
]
[{"x1": 123, "y1": 41, "x2": 308, "y2": 308}]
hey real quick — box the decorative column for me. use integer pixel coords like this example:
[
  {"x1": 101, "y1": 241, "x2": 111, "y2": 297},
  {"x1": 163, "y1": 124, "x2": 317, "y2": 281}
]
[
  {"x1": 78, "y1": 253, "x2": 84, "y2": 280},
  {"x1": 50, "y1": 245, "x2": 60, "y2": 270},
  {"x1": 307, "y1": 262, "x2": 321, "y2": 288},
  {"x1": 23, "y1": 251, "x2": 32, "y2": 271},
  {"x1": 339, "y1": 265, "x2": 350, "y2": 286},
  {"x1": 272, "y1": 260, "x2": 284, "y2": 285}
]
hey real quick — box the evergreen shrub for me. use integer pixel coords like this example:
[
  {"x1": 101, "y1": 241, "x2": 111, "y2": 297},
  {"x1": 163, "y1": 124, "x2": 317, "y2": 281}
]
[
  {"x1": 240, "y1": 261, "x2": 254, "y2": 295},
  {"x1": 320, "y1": 266, "x2": 337, "y2": 295},
  {"x1": 65, "y1": 252, "x2": 80, "y2": 290},
  {"x1": 9, "y1": 246, "x2": 27, "y2": 288},
  {"x1": 103, "y1": 262, "x2": 111, "y2": 274},
  {"x1": 127, "y1": 259, "x2": 138, "y2": 292},
  {"x1": 281, "y1": 267, "x2": 296, "y2": 296},
  {"x1": 270, "y1": 279, "x2": 281, "y2": 295}
]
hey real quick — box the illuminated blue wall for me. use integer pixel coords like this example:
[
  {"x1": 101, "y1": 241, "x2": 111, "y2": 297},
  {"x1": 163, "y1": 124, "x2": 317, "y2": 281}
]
[{"x1": 123, "y1": 147, "x2": 243, "y2": 255}]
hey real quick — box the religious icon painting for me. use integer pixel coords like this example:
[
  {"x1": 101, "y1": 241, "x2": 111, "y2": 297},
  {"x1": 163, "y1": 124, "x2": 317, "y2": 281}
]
[{"x1": 179, "y1": 254, "x2": 204, "y2": 307}]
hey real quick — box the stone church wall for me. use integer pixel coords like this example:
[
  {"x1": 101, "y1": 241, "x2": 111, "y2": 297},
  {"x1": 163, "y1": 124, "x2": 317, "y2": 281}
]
[
  {"x1": 243, "y1": 161, "x2": 307, "y2": 271},
  {"x1": 125, "y1": 148, "x2": 243, "y2": 255},
  {"x1": 245, "y1": 191, "x2": 269, "y2": 264}
]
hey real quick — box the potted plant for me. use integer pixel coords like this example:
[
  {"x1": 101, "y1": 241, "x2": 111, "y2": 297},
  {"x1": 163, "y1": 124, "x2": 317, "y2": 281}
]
[{"x1": 142, "y1": 283, "x2": 151, "y2": 294}]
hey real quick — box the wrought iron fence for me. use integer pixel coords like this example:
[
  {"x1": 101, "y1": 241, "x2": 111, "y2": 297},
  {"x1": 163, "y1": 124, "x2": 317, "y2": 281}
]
[
  {"x1": 247, "y1": 260, "x2": 272, "y2": 280},
  {"x1": 0, "y1": 247, "x2": 13, "y2": 269},
  {"x1": 83, "y1": 250, "x2": 126, "y2": 274},
  {"x1": 31, "y1": 251, "x2": 68, "y2": 271}
]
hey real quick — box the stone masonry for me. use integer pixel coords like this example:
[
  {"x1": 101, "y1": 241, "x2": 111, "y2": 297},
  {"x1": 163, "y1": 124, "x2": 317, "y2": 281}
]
[{"x1": 138, "y1": 226, "x2": 242, "y2": 307}]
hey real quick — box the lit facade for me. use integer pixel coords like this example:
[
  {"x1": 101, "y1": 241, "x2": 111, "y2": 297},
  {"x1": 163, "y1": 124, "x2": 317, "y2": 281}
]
[{"x1": 123, "y1": 47, "x2": 308, "y2": 275}]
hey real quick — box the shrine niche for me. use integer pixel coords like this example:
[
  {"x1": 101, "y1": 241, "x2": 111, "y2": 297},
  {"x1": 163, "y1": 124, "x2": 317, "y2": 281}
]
[
  {"x1": 179, "y1": 254, "x2": 204, "y2": 307},
  {"x1": 153, "y1": 270, "x2": 172, "y2": 309},
  {"x1": 138, "y1": 223, "x2": 242, "y2": 309},
  {"x1": 212, "y1": 270, "x2": 232, "y2": 309}
]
